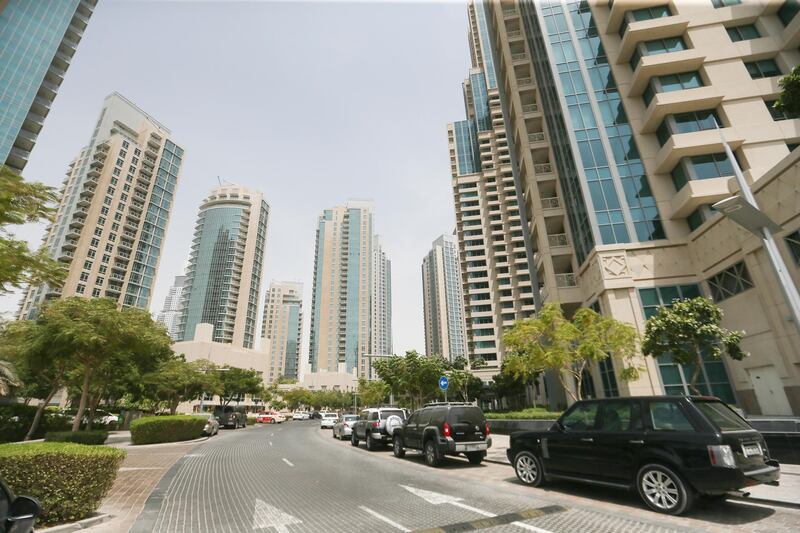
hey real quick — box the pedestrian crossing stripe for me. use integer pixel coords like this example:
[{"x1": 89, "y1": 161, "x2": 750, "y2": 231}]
[{"x1": 411, "y1": 505, "x2": 567, "y2": 533}]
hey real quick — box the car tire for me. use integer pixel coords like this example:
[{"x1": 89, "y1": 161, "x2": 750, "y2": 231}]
[
  {"x1": 466, "y1": 452, "x2": 484, "y2": 465},
  {"x1": 637, "y1": 463, "x2": 694, "y2": 515},
  {"x1": 351, "y1": 432, "x2": 359, "y2": 447},
  {"x1": 366, "y1": 433, "x2": 378, "y2": 451},
  {"x1": 424, "y1": 439, "x2": 442, "y2": 467},
  {"x1": 393, "y1": 435, "x2": 406, "y2": 458},
  {"x1": 514, "y1": 451, "x2": 544, "y2": 487}
]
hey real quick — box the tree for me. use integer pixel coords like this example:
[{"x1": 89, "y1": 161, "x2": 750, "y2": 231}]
[
  {"x1": 491, "y1": 364, "x2": 529, "y2": 410},
  {"x1": 447, "y1": 368, "x2": 484, "y2": 403},
  {"x1": 642, "y1": 297, "x2": 745, "y2": 395},
  {"x1": 0, "y1": 166, "x2": 65, "y2": 293},
  {"x1": 281, "y1": 388, "x2": 309, "y2": 410},
  {"x1": 142, "y1": 357, "x2": 222, "y2": 414},
  {"x1": 776, "y1": 64, "x2": 800, "y2": 117},
  {"x1": 216, "y1": 366, "x2": 262, "y2": 407},
  {"x1": 358, "y1": 378, "x2": 389, "y2": 407},
  {"x1": 274, "y1": 375, "x2": 297, "y2": 385},
  {"x1": 0, "y1": 359, "x2": 21, "y2": 396},
  {"x1": 503, "y1": 303, "x2": 639, "y2": 403},
  {"x1": 373, "y1": 350, "x2": 449, "y2": 409}
]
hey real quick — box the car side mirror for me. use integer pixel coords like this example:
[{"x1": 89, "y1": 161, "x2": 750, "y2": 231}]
[{"x1": 9, "y1": 495, "x2": 42, "y2": 521}]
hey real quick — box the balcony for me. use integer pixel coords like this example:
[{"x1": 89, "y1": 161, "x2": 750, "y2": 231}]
[
  {"x1": 641, "y1": 86, "x2": 724, "y2": 133},
  {"x1": 517, "y1": 77, "x2": 533, "y2": 87},
  {"x1": 541, "y1": 197, "x2": 560, "y2": 210},
  {"x1": 503, "y1": 8, "x2": 517, "y2": 18},
  {"x1": 528, "y1": 131, "x2": 547, "y2": 145},
  {"x1": 547, "y1": 233, "x2": 569, "y2": 247},
  {"x1": 629, "y1": 50, "x2": 706, "y2": 96},
  {"x1": 507, "y1": 30, "x2": 522, "y2": 40},
  {"x1": 555, "y1": 273, "x2": 577, "y2": 288},
  {"x1": 669, "y1": 177, "x2": 731, "y2": 219},
  {"x1": 617, "y1": 16, "x2": 690, "y2": 65},
  {"x1": 534, "y1": 162, "x2": 553, "y2": 174},
  {"x1": 511, "y1": 52, "x2": 528, "y2": 62},
  {"x1": 522, "y1": 103, "x2": 539, "y2": 114},
  {"x1": 654, "y1": 128, "x2": 744, "y2": 174}
]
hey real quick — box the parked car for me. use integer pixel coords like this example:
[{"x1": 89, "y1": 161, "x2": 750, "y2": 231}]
[
  {"x1": 351, "y1": 407, "x2": 407, "y2": 451},
  {"x1": 0, "y1": 474, "x2": 41, "y2": 533},
  {"x1": 311, "y1": 411, "x2": 322, "y2": 420},
  {"x1": 194, "y1": 413, "x2": 219, "y2": 436},
  {"x1": 320, "y1": 412, "x2": 339, "y2": 429},
  {"x1": 392, "y1": 402, "x2": 491, "y2": 466},
  {"x1": 213, "y1": 405, "x2": 247, "y2": 429},
  {"x1": 333, "y1": 414, "x2": 359, "y2": 439},
  {"x1": 507, "y1": 396, "x2": 781, "y2": 515},
  {"x1": 292, "y1": 411, "x2": 310, "y2": 421},
  {"x1": 257, "y1": 411, "x2": 285, "y2": 424}
]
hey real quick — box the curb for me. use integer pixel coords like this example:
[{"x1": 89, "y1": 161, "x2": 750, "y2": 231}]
[
  {"x1": 37, "y1": 513, "x2": 112, "y2": 533},
  {"x1": 109, "y1": 436, "x2": 209, "y2": 449}
]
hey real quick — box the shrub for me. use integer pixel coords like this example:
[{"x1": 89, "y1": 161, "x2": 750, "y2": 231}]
[
  {"x1": 129, "y1": 415, "x2": 206, "y2": 445},
  {"x1": 247, "y1": 415, "x2": 258, "y2": 425},
  {"x1": 0, "y1": 442, "x2": 125, "y2": 526},
  {"x1": 0, "y1": 404, "x2": 71, "y2": 443},
  {"x1": 484, "y1": 408, "x2": 562, "y2": 420},
  {"x1": 44, "y1": 430, "x2": 108, "y2": 445}
]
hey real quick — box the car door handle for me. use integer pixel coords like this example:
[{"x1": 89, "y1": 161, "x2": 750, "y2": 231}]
[
  {"x1": 580, "y1": 437, "x2": 594, "y2": 442},
  {"x1": 628, "y1": 440, "x2": 644, "y2": 444}
]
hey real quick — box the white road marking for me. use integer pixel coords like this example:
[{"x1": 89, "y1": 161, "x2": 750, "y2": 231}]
[
  {"x1": 359, "y1": 506, "x2": 411, "y2": 532},
  {"x1": 119, "y1": 467, "x2": 162, "y2": 471},
  {"x1": 251, "y1": 498, "x2": 302, "y2": 532},
  {"x1": 400, "y1": 485, "x2": 555, "y2": 533},
  {"x1": 281, "y1": 458, "x2": 294, "y2": 467},
  {"x1": 269, "y1": 441, "x2": 273, "y2": 446}
]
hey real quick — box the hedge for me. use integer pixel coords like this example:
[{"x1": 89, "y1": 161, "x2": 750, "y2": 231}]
[
  {"x1": 247, "y1": 415, "x2": 258, "y2": 425},
  {"x1": 0, "y1": 443, "x2": 125, "y2": 526},
  {"x1": 484, "y1": 408, "x2": 563, "y2": 420},
  {"x1": 45, "y1": 430, "x2": 108, "y2": 445},
  {"x1": 130, "y1": 415, "x2": 206, "y2": 445},
  {"x1": 0, "y1": 405, "x2": 71, "y2": 443}
]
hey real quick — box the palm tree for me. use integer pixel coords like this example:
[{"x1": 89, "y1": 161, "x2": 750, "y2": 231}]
[{"x1": 0, "y1": 360, "x2": 21, "y2": 396}]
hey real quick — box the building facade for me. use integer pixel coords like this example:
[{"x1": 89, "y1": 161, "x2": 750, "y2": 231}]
[
  {"x1": 0, "y1": 0, "x2": 96, "y2": 173},
  {"x1": 156, "y1": 275, "x2": 186, "y2": 340},
  {"x1": 447, "y1": 1, "x2": 539, "y2": 380},
  {"x1": 19, "y1": 92, "x2": 183, "y2": 318},
  {"x1": 308, "y1": 200, "x2": 392, "y2": 377},
  {"x1": 177, "y1": 185, "x2": 270, "y2": 350},
  {"x1": 422, "y1": 234, "x2": 469, "y2": 363},
  {"x1": 474, "y1": 0, "x2": 800, "y2": 414},
  {"x1": 261, "y1": 281, "x2": 303, "y2": 383}
]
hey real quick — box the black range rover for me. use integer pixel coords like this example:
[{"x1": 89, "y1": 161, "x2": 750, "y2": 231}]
[{"x1": 507, "y1": 396, "x2": 780, "y2": 515}]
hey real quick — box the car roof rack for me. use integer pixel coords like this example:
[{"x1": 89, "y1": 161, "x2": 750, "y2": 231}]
[{"x1": 423, "y1": 402, "x2": 473, "y2": 407}]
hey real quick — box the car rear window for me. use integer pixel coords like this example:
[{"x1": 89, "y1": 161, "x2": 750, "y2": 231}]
[
  {"x1": 694, "y1": 400, "x2": 751, "y2": 431},
  {"x1": 344, "y1": 415, "x2": 358, "y2": 421},
  {"x1": 323, "y1": 413, "x2": 338, "y2": 418},
  {"x1": 448, "y1": 407, "x2": 484, "y2": 425},
  {"x1": 380, "y1": 409, "x2": 405, "y2": 420}
]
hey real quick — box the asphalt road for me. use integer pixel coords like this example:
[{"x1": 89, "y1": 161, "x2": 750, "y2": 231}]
[{"x1": 129, "y1": 421, "x2": 800, "y2": 533}]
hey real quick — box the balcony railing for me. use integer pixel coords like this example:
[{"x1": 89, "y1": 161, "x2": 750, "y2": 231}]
[
  {"x1": 547, "y1": 233, "x2": 569, "y2": 247},
  {"x1": 507, "y1": 30, "x2": 522, "y2": 38},
  {"x1": 534, "y1": 163, "x2": 553, "y2": 173},
  {"x1": 555, "y1": 273, "x2": 577, "y2": 287},
  {"x1": 528, "y1": 132, "x2": 545, "y2": 143},
  {"x1": 522, "y1": 103, "x2": 538, "y2": 113},
  {"x1": 503, "y1": 9, "x2": 517, "y2": 17},
  {"x1": 517, "y1": 77, "x2": 533, "y2": 86},
  {"x1": 541, "y1": 197, "x2": 560, "y2": 209},
  {"x1": 511, "y1": 52, "x2": 528, "y2": 61}
]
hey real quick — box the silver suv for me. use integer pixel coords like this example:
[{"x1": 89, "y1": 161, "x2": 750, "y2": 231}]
[{"x1": 351, "y1": 407, "x2": 407, "y2": 451}]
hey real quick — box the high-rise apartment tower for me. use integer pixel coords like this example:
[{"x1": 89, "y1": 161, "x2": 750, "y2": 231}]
[
  {"x1": 261, "y1": 281, "x2": 303, "y2": 382},
  {"x1": 371, "y1": 235, "x2": 393, "y2": 363},
  {"x1": 156, "y1": 275, "x2": 187, "y2": 340},
  {"x1": 19, "y1": 92, "x2": 183, "y2": 318}
]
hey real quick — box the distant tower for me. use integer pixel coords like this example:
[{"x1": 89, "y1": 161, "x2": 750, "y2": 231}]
[
  {"x1": 371, "y1": 235, "x2": 393, "y2": 361},
  {"x1": 261, "y1": 281, "x2": 303, "y2": 382},
  {"x1": 156, "y1": 275, "x2": 187, "y2": 340},
  {"x1": 422, "y1": 234, "x2": 467, "y2": 363},
  {"x1": 177, "y1": 185, "x2": 270, "y2": 349}
]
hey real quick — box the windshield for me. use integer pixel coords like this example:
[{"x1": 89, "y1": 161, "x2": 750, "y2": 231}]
[
  {"x1": 323, "y1": 413, "x2": 338, "y2": 418},
  {"x1": 343, "y1": 415, "x2": 358, "y2": 421},
  {"x1": 694, "y1": 400, "x2": 751, "y2": 431},
  {"x1": 380, "y1": 409, "x2": 405, "y2": 420}
]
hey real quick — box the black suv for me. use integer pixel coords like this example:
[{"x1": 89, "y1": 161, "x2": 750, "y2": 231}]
[
  {"x1": 507, "y1": 396, "x2": 780, "y2": 515},
  {"x1": 1, "y1": 475, "x2": 41, "y2": 533},
  {"x1": 351, "y1": 407, "x2": 407, "y2": 451},
  {"x1": 393, "y1": 403, "x2": 492, "y2": 467}
]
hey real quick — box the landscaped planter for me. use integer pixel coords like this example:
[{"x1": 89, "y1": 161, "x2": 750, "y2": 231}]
[{"x1": 487, "y1": 419, "x2": 555, "y2": 435}]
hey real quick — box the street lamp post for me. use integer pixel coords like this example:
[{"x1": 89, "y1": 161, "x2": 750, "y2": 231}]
[{"x1": 712, "y1": 138, "x2": 800, "y2": 335}]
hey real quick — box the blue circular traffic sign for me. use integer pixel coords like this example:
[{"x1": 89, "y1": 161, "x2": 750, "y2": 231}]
[{"x1": 439, "y1": 376, "x2": 449, "y2": 391}]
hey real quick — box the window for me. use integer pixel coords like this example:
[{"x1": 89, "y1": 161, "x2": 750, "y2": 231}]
[
  {"x1": 656, "y1": 110, "x2": 719, "y2": 146},
  {"x1": 76, "y1": 284, "x2": 86, "y2": 294},
  {"x1": 619, "y1": 5, "x2": 671, "y2": 38},
  {"x1": 599, "y1": 402, "x2": 642, "y2": 432},
  {"x1": 643, "y1": 71, "x2": 703, "y2": 106},
  {"x1": 765, "y1": 100, "x2": 800, "y2": 121},
  {"x1": 727, "y1": 24, "x2": 759, "y2": 41},
  {"x1": 778, "y1": 0, "x2": 800, "y2": 26},
  {"x1": 92, "y1": 288, "x2": 101, "y2": 297},
  {"x1": 599, "y1": 358, "x2": 619, "y2": 397},
  {"x1": 707, "y1": 261, "x2": 754, "y2": 301},
  {"x1": 671, "y1": 153, "x2": 734, "y2": 191},
  {"x1": 561, "y1": 402, "x2": 599, "y2": 431},
  {"x1": 694, "y1": 400, "x2": 750, "y2": 431},
  {"x1": 745, "y1": 59, "x2": 781, "y2": 79},
  {"x1": 711, "y1": 0, "x2": 741, "y2": 6},
  {"x1": 687, "y1": 208, "x2": 705, "y2": 231},
  {"x1": 630, "y1": 37, "x2": 688, "y2": 70},
  {"x1": 648, "y1": 401, "x2": 693, "y2": 431},
  {"x1": 786, "y1": 230, "x2": 800, "y2": 265}
]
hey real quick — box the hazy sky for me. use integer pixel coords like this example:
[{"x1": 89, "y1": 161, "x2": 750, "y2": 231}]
[{"x1": 1, "y1": 0, "x2": 471, "y2": 363}]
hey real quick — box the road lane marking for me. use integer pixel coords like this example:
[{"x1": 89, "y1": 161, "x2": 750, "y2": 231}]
[
  {"x1": 448, "y1": 501, "x2": 493, "y2": 517},
  {"x1": 251, "y1": 498, "x2": 302, "y2": 532},
  {"x1": 269, "y1": 441, "x2": 273, "y2": 446},
  {"x1": 359, "y1": 506, "x2": 411, "y2": 532},
  {"x1": 281, "y1": 458, "x2": 294, "y2": 467}
]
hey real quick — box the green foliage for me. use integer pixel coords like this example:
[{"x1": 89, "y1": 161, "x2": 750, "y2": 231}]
[
  {"x1": 490, "y1": 363, "x2": 529, "y2": 409},
  {"x1": 446, "y1": 369, "x2": 484, "y2": 403},
  {"x1": 141, "y1": 357, "x2": 222, "y2": 414},
  {"x1": 484, "y1": 408, "x2": 562, "y2": 420},
  {"x1": 358, "y1": 378, "x2": 389, "y2": 407},
  {"x1": 642, "y1": 297, "x2": 745, "y2": 394},
  {"x1": 373, "y1": 350, "x2": 450, "y2": 409},
  {"x1": 0, "y1": 165, "x2": 66, "y2": 293},
  {"x1": 503, "y1": 303, "x2": 640, "y2": 402},
  {"x1": 776, "y1": 64, "x2": 800, "y2": 117},
  {"x1": 247, "y1": 415, "x2": 258, "y2": 425},
  {"x1": 217, "y1": 366, "x2": 262, "y2": 406},
  {"x1": 44, "y1": 431, "x2": 108, "y2": 445},
  {"x1": 274, "y1": 376, "x2": 297, "y2": 385},
  {"x1": 0, "y1": 404, "x2": 71, "y2": 443},
  {"x1": 0, "y1": 442, "x2": 125, "y2": 526},
  {"x1": 281, "y1": 388, "x2": 310, "y2": 410},
  {"x1": 0, "y1": 359, "x2": 21, "y2": 396},
  {"x1": 129, "y1": 415, "x2": 206, "y2": 445}
]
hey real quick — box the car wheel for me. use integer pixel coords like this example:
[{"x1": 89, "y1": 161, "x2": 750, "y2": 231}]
[
  {"x1": 637, "y1": 463, "x2": 694, "y2": 515},
  {"x1": 466, "y1": 452, "x2": 484, "y2": 465},
  {"x1": 393, "y1": 435, "x2": 406, "y2": 458},
  {"x1": 424, "y1": 439, "x2": 442, "y2": 467},
  {"x1": 366, "y1": 433, "x2": 378, "y2": 451},
  {"x1": 351, "y1": 432, "x2": 359, "y2": 447},
  {"x1": 514, "y1": 451, "x2": 544, "y2": 486}
]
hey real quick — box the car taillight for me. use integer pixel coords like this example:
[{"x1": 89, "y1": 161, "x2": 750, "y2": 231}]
[
  {"x1": 485, "y1": 422, "x2": 490, "y2": 436},
  {"x1": 708, "y1": 445, "x2": 736, "y2": 468},
  {"x1": 372, "y1": 421, "x2": 379, "y2": 427},
  {"x1": 443, "y1": 422, "x2": 451, "y2": 438}
]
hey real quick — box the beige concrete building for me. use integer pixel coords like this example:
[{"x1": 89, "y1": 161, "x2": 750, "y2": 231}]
[
  {"x1": 261, "y1": 281, "x2": 303, "y2": 383},
  {"x1": 371, "y1": 235, "x2": 393, "y2": 363},
  {"x1": 422, "y1": 234, "x2": 469, "y2": 363},
  {"x1": 177, "y1": 185, "x2": 270, "y2": 350},
  {"x1": 471, "y1": 0, "x2": 800, "y2": 413},
  {"x1": 19, "y1": 92, "x2": 183, "y2": 318}
]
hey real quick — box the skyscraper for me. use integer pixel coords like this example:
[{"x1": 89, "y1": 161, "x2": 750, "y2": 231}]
[
  {"x1": 0, "y1": 0, "x2": 97, "y2": 173},
  {"x1": 475, "y1": 0, "x2": 800, "y2": 413},
  {"x1": 156, "y1": 275, "x2": 187, "y2": 340},
  {"x1": 177, "y1": 185, "x2": 269, "y2": 350},
  {"x1": 422, "y1": 234, "x2": 468, "y2": 363},
  {"x1": 371, "y1": 235, "x2": 393, "y2": 362},
  {"x1": 447, "y1": 1, "x2": 538, "y2": 379},
  {"x1": 19, "y1": 92, "x2": 183, "y2": 318},
  {"x1": 261, "y1": 281, "x2": 303, "y2": 383},
  {"x1": 309, "y1": 200, "x2": 391, "y2": 377}
]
